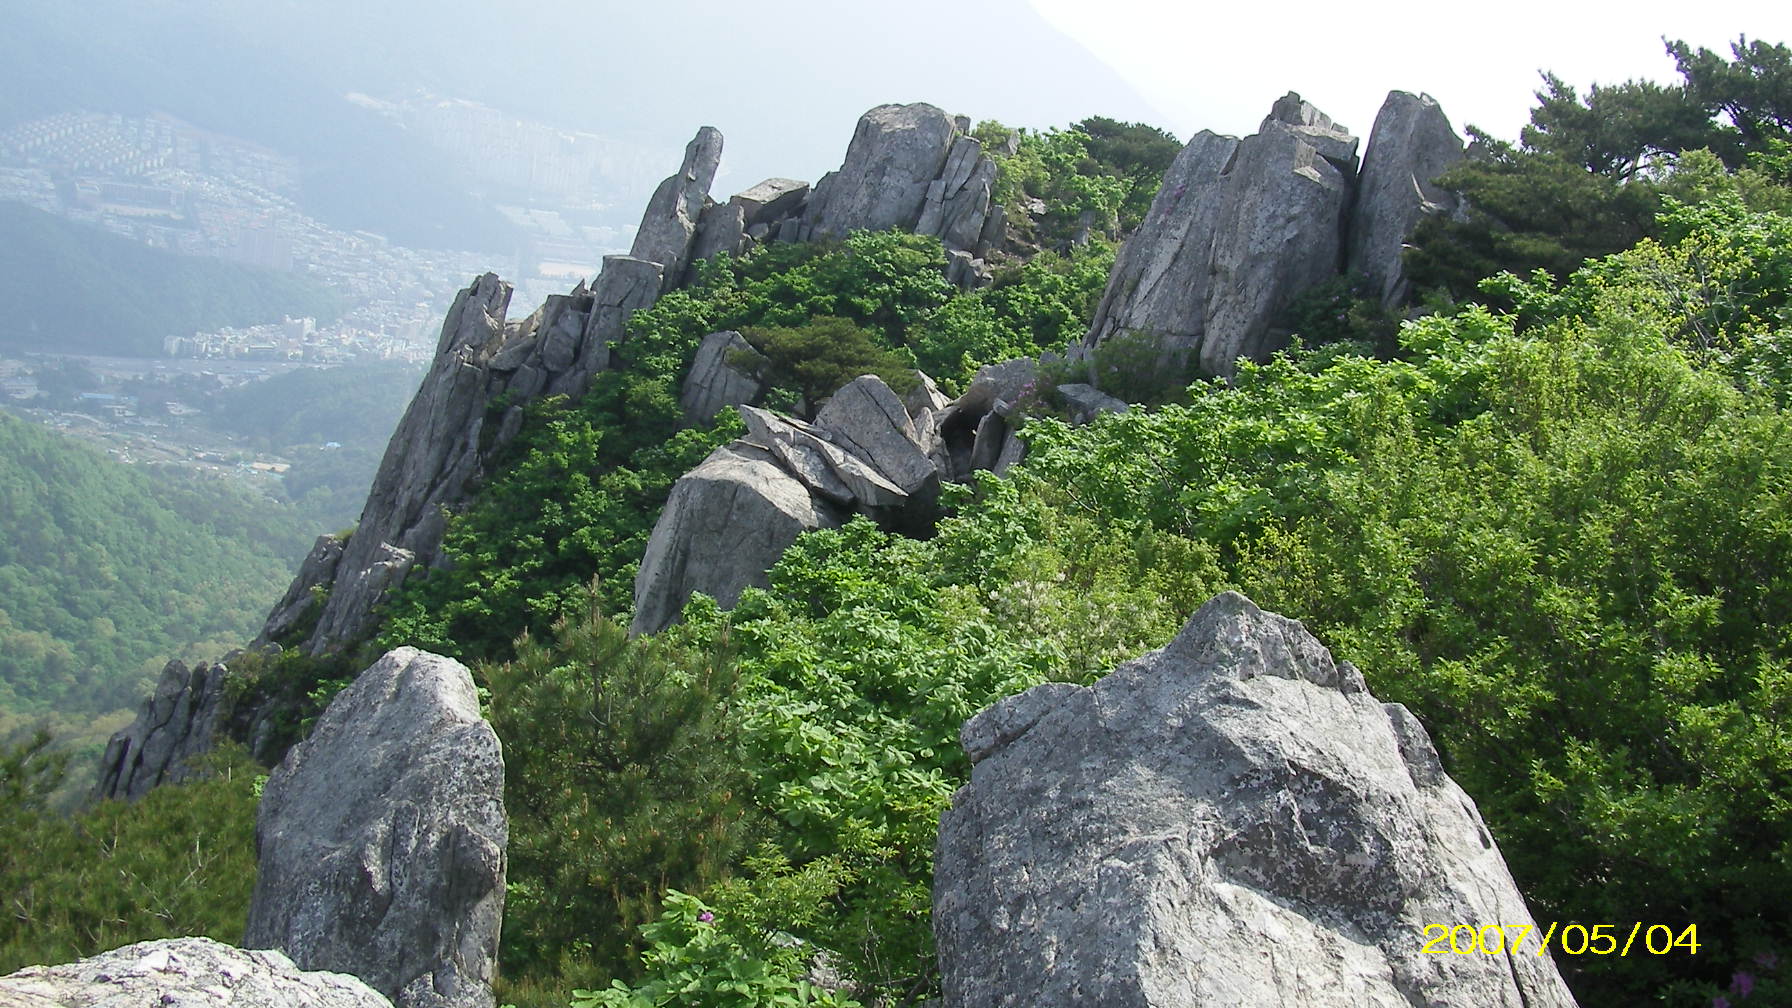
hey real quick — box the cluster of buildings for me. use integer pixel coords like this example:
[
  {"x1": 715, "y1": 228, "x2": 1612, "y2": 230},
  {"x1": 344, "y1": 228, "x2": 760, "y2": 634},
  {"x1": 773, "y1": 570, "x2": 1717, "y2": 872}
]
[
  {"x1": 163, "y1": 315, "x2": 434, "y2": 364},
  {"x1": 0, "y1": 109, "x2": 506, "y2": 347}
]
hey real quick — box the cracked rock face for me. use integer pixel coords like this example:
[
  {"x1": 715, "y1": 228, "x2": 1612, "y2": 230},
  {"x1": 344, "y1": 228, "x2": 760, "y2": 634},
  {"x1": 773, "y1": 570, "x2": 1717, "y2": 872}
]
[
  {"x1": 933, "y1": 591, "x2": 1579, "y2": 1008},
  {"x1": 0, "y1": 937, "x2": 392, "y2": 1008},
  {"x1": 244, "y1": 649, "x2": 505, "y2": 1008},
  {"x1": 1346, "y1": 90, "x2": 1465, "y2": 308},
  {"x1": 1084, "y1": 93, "x2": 1359, "y2": 377}
]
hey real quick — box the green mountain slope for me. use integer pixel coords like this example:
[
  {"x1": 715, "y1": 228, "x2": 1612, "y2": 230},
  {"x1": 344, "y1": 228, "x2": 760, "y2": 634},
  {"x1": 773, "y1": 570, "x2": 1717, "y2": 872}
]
[
  {"x1": 0, "y1": 203, "x2": 342, "y2": 356},
  {"x1": 0, "y1": 411, "x2": 314, "y2": 716}
]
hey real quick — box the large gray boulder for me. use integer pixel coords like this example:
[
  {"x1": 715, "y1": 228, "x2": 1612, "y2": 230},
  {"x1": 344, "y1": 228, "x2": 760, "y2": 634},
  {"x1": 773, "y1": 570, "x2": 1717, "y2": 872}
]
[
  {"x1": 813, "y1": 375, "x2": 937, "y2": 496},
  {"x1": 731, "y1": 177, "x2": 809, "y2": 229},
  {"x1": 629, "y1": 126, "x2": 723, "y2": 292},
  {"x1": 0, "y1": 938, "x2": 391, "y2": 1008},
  {"x1": 1085, "y1": 94, "x2": 1359, "y2": 377},
  {"x1": 1347, "y1": 91, "x2": 1465, "y2": 307},
  {"x1": 934, "y1": 591, "x2": 1579, "y2": 1008},
  {"x1": 630, "y1": 443, "x2": 843, "y2": 635},
  {"x1": 679, "y1": 330, "x2": 764, "y2": 425},
  {"x1": 244, "y1": 649, "x2": 506, "y2": 1008},
  {"x1": 803, "y1": 103, "x2": 959, "y2": 241},
  {"x1": 301, "y1": 274, "x2": 513, "y2": 653}
]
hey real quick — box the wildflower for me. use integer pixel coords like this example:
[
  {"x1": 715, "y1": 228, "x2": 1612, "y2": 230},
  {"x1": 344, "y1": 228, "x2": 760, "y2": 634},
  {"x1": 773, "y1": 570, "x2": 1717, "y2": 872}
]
[
  {"x1": 1734, "y1": 972, "x2": 1755, "y2": 998},
  {"x1": 697, "y1": 911, "x2": 714, "y2": 923},
  {"x1": 1714, "y1": 997, "x2": 1731, "y2": 1008}
]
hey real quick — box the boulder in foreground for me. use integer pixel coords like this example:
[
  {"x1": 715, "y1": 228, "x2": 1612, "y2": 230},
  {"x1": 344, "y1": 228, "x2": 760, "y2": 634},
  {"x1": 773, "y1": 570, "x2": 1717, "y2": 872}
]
[
  {"x1": 0, "y1": 937, "x2": 391, "y2": 1008},
  {"x1": 934, "y1": 591, "x2": 1579, "y2": 1008}
]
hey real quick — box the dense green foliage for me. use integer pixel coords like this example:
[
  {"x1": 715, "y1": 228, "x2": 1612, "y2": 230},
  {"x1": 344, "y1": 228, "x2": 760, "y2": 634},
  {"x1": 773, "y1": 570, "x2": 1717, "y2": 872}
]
[
  {"x1": 979, "y1": 116, "x2": 1180, "y2": 247},
  {"x1": 0, "y1": 412, "x2": 312, "y2": 716},
  {"x1": 490, "y1": 602, "x2": 757, "y2": 1002},
  {"x1": 0, "y1": 736, "x2": 260, "y2": 972},
  {"x1": 380, "y1": 229, "x2": 1112, "y2": 661},
  {"x1": 213, "y1": 361, "x2": 425, "y2": 528},
  {"x1": 1410, "y1": 36, "x2": 1792, "y2": 303},
  {"x1": 0, "y1": 203, "x2": 342, "y2": 356}
]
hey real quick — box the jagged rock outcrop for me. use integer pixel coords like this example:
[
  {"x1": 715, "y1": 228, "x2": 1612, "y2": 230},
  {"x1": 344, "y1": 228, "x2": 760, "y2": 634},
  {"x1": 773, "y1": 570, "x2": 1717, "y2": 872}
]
[
  {"x1": 632, "y1": 362, "x2": 1039, "y2": 634},
  {"x1": 631, "y1": 126, "x2": 723, "y2": 292},
  {"x1": 630, "y1": 443, "x2": 844, "y2": 636},
  {"x1": 96, "y1": 655, "x2": 285, "y2": 801},
  {"x1": 933, "y1": 591, "x2": 1579, "y2": 1008},
  {"x1": 244, "y1": 648, "x2": 505, "y2": 1008},
  {"x1": 1085, "y1": 93, "x2": 1359, "y2": 377},
  {"x1": 1346, "y1": 91, "x2": 1465, "y2": 307},
  {"x1": 814, "y1": 376, "x2": 938, "y2": 497},
  {"x1": 0, "y1": 938, "x2": 392, "y2": 1008},
  {"x1": 679, "y1": 330, "x2": 764, "y2": 424},
  {"x1": 803, "y1": 103, "x2": 958, "y2": 240},
  {"x1": 1055, "y1": 382, "x2": 1128, "y2": 423},
  {"x1": 795, "y1": 102, "x2": 996, "y2": 284},
  {"x1": 256, "y1": 533, "x2": 345, "y2": 645}
]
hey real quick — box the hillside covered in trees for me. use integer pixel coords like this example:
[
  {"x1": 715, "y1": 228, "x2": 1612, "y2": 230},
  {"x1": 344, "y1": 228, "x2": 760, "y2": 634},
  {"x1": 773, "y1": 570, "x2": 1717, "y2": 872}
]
[
  {"x1": 4, "y1": 34, "x2": 1792, "y2": 1008},
  {"x1": 0, "y1": 203, "x2": 342, "y2": 356},
  {"x1": 0, "y1": 411, "x2": 314, "y2": 744}
]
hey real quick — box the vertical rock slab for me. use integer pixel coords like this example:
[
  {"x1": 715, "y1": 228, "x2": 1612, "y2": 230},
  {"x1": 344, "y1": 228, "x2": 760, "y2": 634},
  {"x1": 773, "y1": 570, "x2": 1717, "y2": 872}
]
[
  {"x1": 629, "y1": 126, "x2": 723, "y2": 292},
  {"x1": 1347, "y1": 91, "x2": 1465, "y2": 307},
  {"x1": 0, "y1": 938, "x2": 392, "y2": 1008},
  {"x1": 1084, "y1": 94, "x2": 1359, "y2": 378},
  {"x1": 305, "y1": 274, "x2": 512, "y2": 652},
  {"x1": 547, "y1": 255, "x2": 665, "y2": 398},
  {"x1": 630, "y1": 443, "x2": 843, "y2": 636},
  {"x1": 679, "y1": 330, "x2": 765, "y2": 425},
  {"x1": 1083, "y1": 132, "x2": 1240, "y2": 363},
  {"x1": 934, "y1": 591, "x2": 1579, "y2": 1008},
  {"x1": 245, "y1": 648, "x2": 506, "y2": 1008},
  {"x1": 1196, "y1": 96, "x2": 1358, "y2": 374},
  {"x1": 803, "y1": 103, "x2": 958, "y2": 240}
]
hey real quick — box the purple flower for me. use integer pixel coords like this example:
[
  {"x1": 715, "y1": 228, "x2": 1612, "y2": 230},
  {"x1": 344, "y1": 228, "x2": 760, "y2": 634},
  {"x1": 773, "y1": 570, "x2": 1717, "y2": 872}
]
[
  {"x1": 697, "y1": 911, "x2": 714, "y2": 923},
  {"x1": 1756, "y1": 952, "x2": 1779, "y2": 970},
  {"x1": 1734, "y1": 972, "x2": 1756, "y2": 997},
  {"x1": 1714, "y1": 997, "x2": 1730, "y2": 1008}
]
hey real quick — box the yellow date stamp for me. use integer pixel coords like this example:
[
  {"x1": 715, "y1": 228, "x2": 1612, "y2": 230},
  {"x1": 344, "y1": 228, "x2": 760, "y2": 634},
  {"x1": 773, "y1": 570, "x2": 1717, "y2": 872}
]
[{"x1": 1422, "y1": 923, "x2": 1700, "y2": 957}]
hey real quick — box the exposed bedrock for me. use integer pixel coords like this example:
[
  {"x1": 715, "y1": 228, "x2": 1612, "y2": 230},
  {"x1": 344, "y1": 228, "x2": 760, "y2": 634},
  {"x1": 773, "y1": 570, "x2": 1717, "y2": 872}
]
[
  {"x1": 933, "y1": 591, "x2": 1579, "y2": 1008},
  {"x1": 1346, "y1": 90, "x2": 1466, "y2": 307},
  {"x1": 244, "y1": 648, "x2": 505, "y2": 1008},
  {"x1": 1084, "y1": 89, "x2": 1463, "y2": 378},
  {"x1": 0, "y1": 938, "x2": 392, "y2": 1008}
]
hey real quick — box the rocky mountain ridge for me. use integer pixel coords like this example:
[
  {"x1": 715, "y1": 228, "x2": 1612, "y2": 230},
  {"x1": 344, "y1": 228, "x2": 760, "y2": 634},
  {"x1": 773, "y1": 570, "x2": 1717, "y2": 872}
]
[{"x1": 96, "y1": 87, "x2": 1467, "y2": 823}]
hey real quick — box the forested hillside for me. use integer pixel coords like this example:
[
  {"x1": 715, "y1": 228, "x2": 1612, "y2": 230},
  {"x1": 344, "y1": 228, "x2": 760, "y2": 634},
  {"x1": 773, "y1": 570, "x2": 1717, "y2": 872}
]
[
  {"x1": 0, "y1": 411, "x2": 314, "y2": 718},
  {"x1": 3, "y1": 34, "x2": 1791, "y2": 1008},
  {"x1": 0, "y1": 203, "x2": 342, "y2": 356}
]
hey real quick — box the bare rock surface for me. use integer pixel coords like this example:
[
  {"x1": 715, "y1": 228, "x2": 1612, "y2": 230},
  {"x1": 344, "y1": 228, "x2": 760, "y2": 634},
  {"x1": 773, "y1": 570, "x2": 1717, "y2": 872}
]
[
  {"x1": 630, "y1": 126, "x2": 723, "y2": 291},
  {"x1": 934, "y1": 591, "x2": 1579, "y2": 1008},
  {"x1": 814, "y1": 375, "x2": 937, "y2": 496},
  {"x1": 803, "y1": 103, "x2": 957, "y2": 240},
  {"x1": 630, "y1": 443, "x2": 843, "y2": 635},
  {"x1": 244, "y1": 649, "x2": 505, "y2": 1008},
  {"x1": 679, "y1": 330, "x2": 764, "y2": 424},
  {"x1": 0, "y1": 938, "x2": 391, "y2": 1008},
  {"x1": 1085, "y1": 94, "x2": 1359, "y2": 376},
  {"x1": 1347, "y1": 90, "x2": 1465, "y2": 307}
]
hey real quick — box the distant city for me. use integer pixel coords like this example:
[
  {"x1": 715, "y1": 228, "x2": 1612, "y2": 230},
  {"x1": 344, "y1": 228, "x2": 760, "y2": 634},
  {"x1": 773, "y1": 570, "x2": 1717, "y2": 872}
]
[{"x1": 0, "y1": 96, "x2": 674, "y2": 486}]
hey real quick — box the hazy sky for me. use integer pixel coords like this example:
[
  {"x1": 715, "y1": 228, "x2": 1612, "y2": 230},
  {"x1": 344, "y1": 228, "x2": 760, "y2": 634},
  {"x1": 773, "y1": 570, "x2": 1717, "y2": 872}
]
[{"x1": 1030, "y1": 0, "x2": 1792, "y2": 144}]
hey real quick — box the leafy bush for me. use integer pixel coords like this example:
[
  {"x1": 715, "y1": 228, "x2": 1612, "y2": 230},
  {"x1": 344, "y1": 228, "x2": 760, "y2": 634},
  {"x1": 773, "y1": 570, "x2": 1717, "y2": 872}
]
[
  {"x1": 488, "y1": 597, "x2": 758, "y2": 1003},
  {"x1": 0, "y1": 738, "x2": 259, "y2": 972}
]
